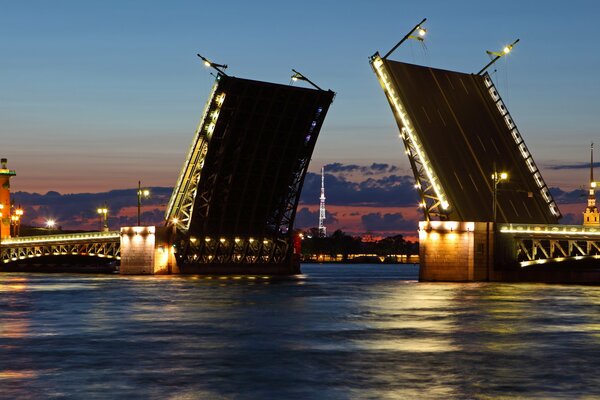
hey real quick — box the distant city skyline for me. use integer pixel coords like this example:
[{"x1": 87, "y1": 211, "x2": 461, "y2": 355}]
[{"x1": 3, "y1": 1, "x2": 600, "y2": 194}]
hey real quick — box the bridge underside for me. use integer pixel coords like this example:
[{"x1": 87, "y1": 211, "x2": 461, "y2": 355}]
[
  {"x1": 371, "y1": 55, "x2": 560, "y2": 224},
  {"x1": 166, "y1": 74, "x2": 334, "y2": 274}
]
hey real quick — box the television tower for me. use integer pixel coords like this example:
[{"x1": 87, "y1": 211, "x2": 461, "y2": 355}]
[
  {"x1": 318, "y1": 167, "x2": 326, "y2": 237},
  {"x1": 583, "y1": 142, "x2": 600, "y2": 226}
]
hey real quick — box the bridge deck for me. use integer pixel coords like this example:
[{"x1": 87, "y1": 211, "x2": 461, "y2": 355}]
[
  {"x1": 2, "y1": 231, "x2": 120, "y2": 245},
  {"x1": 1, "y1": 231, "x2": 120, "y2": 263}
]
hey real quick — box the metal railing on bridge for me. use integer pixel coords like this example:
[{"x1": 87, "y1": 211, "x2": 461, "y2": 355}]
[
  {"x1": 499, "y1": 223, "x2": 600, "y2": 267},
  {"x1": 1, "y1": 231, "x2": 120, "y2": 263}
]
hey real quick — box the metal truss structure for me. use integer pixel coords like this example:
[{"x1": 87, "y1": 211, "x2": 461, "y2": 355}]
[
  {"x1": 1, "y1": 231, "x2": 120, "y2": 264},
  {"x1": 370, "y1": 53, "x2": 450, "y2": 221},
  {"x1": 165, "y1": 80, "x2": 224, "y2": 233},
  {"x1": 166, "y1": 72, "x2": 335, "y2": 272},
  {"x1": 180, "y1": 235, "x2": 288, "y2": 266},
  {"x1": 499, "y1": 224, "x2": 600, "y2": 267}
]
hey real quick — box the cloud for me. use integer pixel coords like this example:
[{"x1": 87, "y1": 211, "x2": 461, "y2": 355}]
[
  {"x1": 294, "y1": 207, "x2": 338, "y2": 229},
  {"x1": 323, "y1": 163, "x2": 362, "y2": 173},
  {"x1": 548, "y1": 162, "x2": 600, "y2": 170},
  {"x1": 560, "y1": 213, "x2": 579, "y2": 225},
  {"x1": 300, "y1": 170, "x2": 418, "y2": 207},
  {"x1": 549, "y1": 187, "x2": 586, "y2": 204},
  {"x1": 12, "y1": 187, "x2": 173, "y2": 230},
  {"x1": 324, "y1": 162, "x2": 399, "y2": 175},
  {"x1": 361, "y1": 212, "x2": 416, "y2": 231}
]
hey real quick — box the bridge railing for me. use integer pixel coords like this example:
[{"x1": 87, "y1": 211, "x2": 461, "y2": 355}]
[
  {"x1": 498, "y1": 223, "x2": 600, "y2": 237},
  {"x1": 499, "y1": 223, "x2": 600, "y2": 266},
  {"x1": 1, "y1": 231, "x2": 120, "y2": 246}
]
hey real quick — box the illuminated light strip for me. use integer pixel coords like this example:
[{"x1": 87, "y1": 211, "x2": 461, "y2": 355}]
[
  {"x1": 372, "y1": 56, "x2": 450, "y2": 212},
  {"x1": 3, "y1": 232, "x2": 120, "y2": 245},
  {"x1": 499, "y1": 223, "x2": 600, "y2": 236},
  {"x1": 483, "y1": 74, "x2": 560, "y2": 218},
  {"x1": 165, "y1": 79, "x2": 225, "y2": 227},
  {"x1": 520, "y1": 254, "x2": 600, "y2": 268}
]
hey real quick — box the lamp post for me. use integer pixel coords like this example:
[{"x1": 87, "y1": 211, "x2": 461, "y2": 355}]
[
  {"x1": 137, "y1": 181, "x2": 150, "y2": 226},
  {"x1": 492, "y1": 168, "x2": 508, "y2": 225},
  {"x1": 381, "y1": 17, "x2": 427, "y2": 60},
  {"x1": 97, "y1": 204, "x2": 108, "y2": 232},
  {"x1": 11, "y1": 207, "x2": 23, "y2": 237}
]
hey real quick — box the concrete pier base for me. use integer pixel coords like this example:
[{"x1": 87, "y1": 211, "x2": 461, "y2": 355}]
[
  {"x1": 418, "y1": 220, "x2": 600, "y2": 283},
  {"x1": 418, "y1": 221, "x2": 494, "y2": 282},
  {"x1": 119, "y1": 226, "x2": 178, "y2": 275}
]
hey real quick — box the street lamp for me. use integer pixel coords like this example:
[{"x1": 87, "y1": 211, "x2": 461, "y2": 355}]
[
  {"x1": 11, "y1": 208, "x2": 23, "y2": 237},
  {"x1": 290, "y1": 69, "x2": 324, "y2": 91},
  {"x1": 14, "y1": 208, "x2": 23, "y2": 237},
  {"x1": 492, "y1": 169, "x2": 508, "y2": 224},
  {"x1": 381, "y1": 17, "x2": 427, "y2": 59},
  {"x1": 97, "y1": 204, "x2": 108, "y2": 232},
  {"x1": 46, "y1": 219, "x2": 56, "y2": 229},
  {"x1": 137, "y1": 181, "x2": 150, "y2": 226},
  {"x1": 478, "y1": 38, "x2": 520, "y2": 75}
]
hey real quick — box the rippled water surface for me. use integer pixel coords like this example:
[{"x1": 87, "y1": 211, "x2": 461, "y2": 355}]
[{"x1": 2, "y1": 264, "x2": 600, "y2": 399}]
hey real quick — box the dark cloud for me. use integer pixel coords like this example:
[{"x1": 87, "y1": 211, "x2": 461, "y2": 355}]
[
  {"x1": 12, "y1": 187, "x2": 173, "y2": 229},
  {"x1": 294, "y1": 207, "x2": 338, "y2": 229},
  {"x1": 549, "y1": 187, "x2": 586, "y2": 204},
  {"x1": 361, "y1": 212, "x2": 416, "y2": 231},
  {"x1": 300, "y1": 171, "x2": 418, "y2": 207},
  {"x1": 323, "y1": 163, "x2": 362, "y2": 173},
  {"x1": 548, "y1": 162, "x2": 600, "y2": 170},
  {"x1": 560, "y1": 213, "x2": 580, "y2": 225},
  {"x1": 370, "y1": 163, "x2": 389, "y2": 171},
  {"x1": 323, "y1": 162, "x2": 399, "y2": 175}
]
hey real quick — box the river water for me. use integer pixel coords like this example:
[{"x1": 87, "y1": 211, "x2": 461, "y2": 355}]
[{"x1": 1, "y1": 264, "x2": 600, "y2": 399}]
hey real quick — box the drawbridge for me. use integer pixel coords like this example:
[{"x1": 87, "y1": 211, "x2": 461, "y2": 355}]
[
  {"x1": 370, "y1": 26, "x2": 600, "y2": 281},
  {"x1": 370, "y1": 53, "x2": 560, "y2": 224},
  {"x1": 165, "y1": 69, "x2": 335, "y2": 274}
]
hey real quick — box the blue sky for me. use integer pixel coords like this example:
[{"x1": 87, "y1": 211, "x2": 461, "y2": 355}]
[{"x1": 2, "y1": 0, "x2": 600, "y2": 193}]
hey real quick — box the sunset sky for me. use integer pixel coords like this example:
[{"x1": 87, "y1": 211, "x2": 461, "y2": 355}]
[{"x1": 3, "y1": 1, "x2": 600, "y2": 235}]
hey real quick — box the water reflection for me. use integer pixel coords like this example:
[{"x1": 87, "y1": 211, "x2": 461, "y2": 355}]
[{"x1": 1, "y1": 266, "x2": 600, "y2": 398}]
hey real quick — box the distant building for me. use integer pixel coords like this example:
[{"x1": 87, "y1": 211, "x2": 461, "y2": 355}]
[{"x1": 583, "y1": 143, "x2": 600, "y2": 226}]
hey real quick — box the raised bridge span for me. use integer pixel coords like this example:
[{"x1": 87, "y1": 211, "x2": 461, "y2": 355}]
[{"x1": 370, "y1": 47, "x2": 600, "y2": 282}]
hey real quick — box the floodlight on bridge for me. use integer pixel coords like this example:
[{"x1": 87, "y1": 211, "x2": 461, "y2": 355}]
[
  {"x1": 291, "y1": 69, "x2": 324, "y2": 91},
  {"x1": 382, "y1": 17, "x2": 427, "y2": 59},
  {"x1": 197, "y1": 53, "x2": 228, "y2": 76},
  {"x1": 478, "y1": 38, "x2": 520, "y2": 75}
]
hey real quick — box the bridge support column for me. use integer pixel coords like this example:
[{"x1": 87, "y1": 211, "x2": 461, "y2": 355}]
[
  {"x1": 120, "y1": 226, "x2": 179, "y2": 274},
  {"x1": 418, "y1": 221, "x2": 494, "y2": 281}
]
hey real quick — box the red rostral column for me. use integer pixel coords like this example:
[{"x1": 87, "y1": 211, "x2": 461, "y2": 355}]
[{"x1": 0, "y1": 158, "x2": 16, "y2": 239}]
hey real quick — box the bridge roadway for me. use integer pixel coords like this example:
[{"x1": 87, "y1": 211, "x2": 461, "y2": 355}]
[{"x1": 0, "y1": 231, "x2": 120, "y2": 264}]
